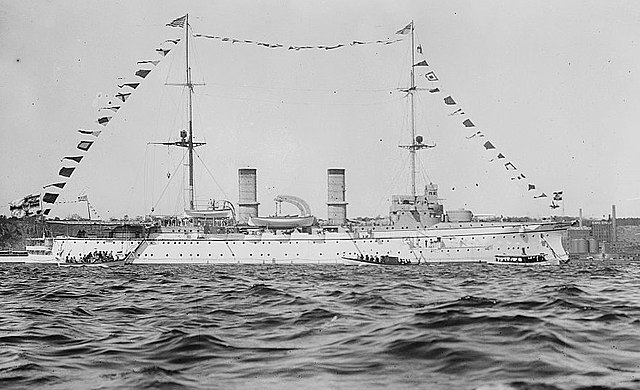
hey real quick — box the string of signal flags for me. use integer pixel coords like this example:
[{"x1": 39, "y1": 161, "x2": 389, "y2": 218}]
[
  {"x1": 189, "y1": 17, "x2": 564, "y2": 210},
  {"x1": 392, "y1": 21, "x2": 564, "y2": 210},
  {"x1": 16, "y1": 15, "x2": 561, "y2": 219},
  {"x1": 33, "y1": 15, "x2": 413, "y2": 217}
]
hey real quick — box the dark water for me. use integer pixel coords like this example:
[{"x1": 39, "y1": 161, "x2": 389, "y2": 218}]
[{"x1": 1, "y1": 262, "x2": 639, "y2": 390}]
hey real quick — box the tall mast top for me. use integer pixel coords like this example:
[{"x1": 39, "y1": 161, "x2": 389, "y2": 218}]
[
  {"x1": 157, "y1": 14, "x2": 206, "y2": 211},
  {"x1": 399, "y1": 21, "x2": 435, "y2": 201}
]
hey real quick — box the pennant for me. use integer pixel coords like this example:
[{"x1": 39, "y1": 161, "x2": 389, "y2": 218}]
[
  {"x1": 416, "y1": 45, "x2": 423, "y2": 54},
  {"x1": 44, "y1": 182, "x2": 66, "y2": 190},
  {"x1": 465, "y1": 131, "x2": 482, "y2": 139},
  {"x1": 137, "y1": 60, "x2": 160, "y2": 66},
  {"x1": 118, "y1": 83, "x2": 140, "y2": 89},
  {"x1": 62, "y1": 156, "x2": 83, "y2": 163},
  {"x1": 59, "y1": 167, "x2": 76, "y2": 177},
  {"x1": 413, "y1": 60, "x2": 429, "y2": 67},
  {"x1": 115, "y1": 92, "x2": 131, "y2": 102},
  {"x1": 550, "y1": 202, "x2": 560, "y2": 209},
  {"x1": 396, "y1": 23, "x2": 412, "y2": 35},
  {"x1": 135, "y1": 69, "x2": 152, "y2": 79},
  {"x1": 497, "y1": 153, "x2": 505, "y2": 159},
  {"x1": 425, "y1": 72, "x2": 438, "y2": 81},
  {"x1": 42, "y1": 193, "x2": 59, "y2": 204},
  {"x1": 97, "y1": 116, "x2": 111, "y2": 126},
  {"x1": 463, "y1": 119, "x2": 475, "y2": 128},
  {"x1": 533, "y1": 193, "x2": 548, "y2": 199},
  {"x1": 444, "y1": 96, "x2": 456, "y2": 105},
  {"x1": 166, "y1": 15, "x2": 187, "y2": 28},
  {"x1": 99, "y1": 106, "x2": 120, "y2": 112},
  {"x1": 164, "y1": 39, "x2": 180, "y2": 44},
  {"x1": 528, "y1": 184, "x2": 536, "y2": 191},
  {"x1": 504, "y1": 162, "x2": 517, "y2": 170},
  {"x1": 156, "y1": 48, "x2": 171, "y2": 56},
  {"x1": 77, "y1": 141, "x2": 94, "y2": 151},
  {"x1": 43, "y1": 209, "x2": 51, "y2": 216},
  {"x1": 428, "y1": 88, "x2": 440, "y2": 93},
  {"x1": 78, "y1": 129, "x2": 102, "y2": 137},
  {"x1": 483, "y1": 141, "x2": 496, "y2": 150}
]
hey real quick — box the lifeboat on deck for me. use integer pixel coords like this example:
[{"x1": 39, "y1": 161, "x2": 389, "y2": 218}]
[{"x1": 248, "y1": 215, "x2": 316, "y2": 229}]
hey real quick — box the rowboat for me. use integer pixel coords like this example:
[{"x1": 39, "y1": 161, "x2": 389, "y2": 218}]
[{"x1": 57, "y1": 260, "x2": 127, "y2": 268}]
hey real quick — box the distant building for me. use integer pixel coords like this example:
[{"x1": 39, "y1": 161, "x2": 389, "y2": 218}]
[
  {"x1": 591, "y1": 220, "x2": 612, "y2": 242},
  {"x1": 567, "y1": 227, "x2": 591, "y2": 240}
]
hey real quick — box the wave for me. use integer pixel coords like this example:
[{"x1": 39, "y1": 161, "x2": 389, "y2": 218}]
[{"x1": 1, "y1": 262, "x2": 639, "y2": 389}]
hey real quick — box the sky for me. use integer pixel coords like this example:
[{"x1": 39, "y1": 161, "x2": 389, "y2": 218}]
[{"x1": 1, "y1": 0, "x2": 640, "y2": 220}]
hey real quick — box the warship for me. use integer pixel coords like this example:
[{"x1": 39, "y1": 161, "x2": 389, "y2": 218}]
[{"x1": 48, "y1": 16, "x2": 569, "y2": 265}]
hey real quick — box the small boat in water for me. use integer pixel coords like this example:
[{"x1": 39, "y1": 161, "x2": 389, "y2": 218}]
[
  {"x1": 57, "y1": 259, "x2": 127, "y2": 268},
  {"x1": 342, "y1": 255, "x2": 416, "y2": 266},
  {"x1": 57, "y1": 250, "x2": 129, "y2": 268},
  {"x1": 490, "y1": 253, "x2": 549, "y2": 265}
]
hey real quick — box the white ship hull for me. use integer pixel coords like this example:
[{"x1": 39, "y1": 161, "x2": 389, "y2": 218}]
[{"x1": 51, "y1": 221, "x2": 568, "y2": 265}]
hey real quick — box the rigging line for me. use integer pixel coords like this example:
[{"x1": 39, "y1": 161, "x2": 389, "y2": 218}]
[
  {"x1": 201, "y1": 92, "x2": 403, "y2": 106},
  {"x1": 417, "y1": 155, "x2": 432, "y2": 186},
  {"x1": 373, "y1": 152, "x2": 410, "y2": 217},
  {"x1": 151, "y1": 152, "x2": 186, "y2": 213},
  {"x1": 193, "y1": 149, "x2": 229, "y2": 199},
  {"x1": 143, "y1": 144, "x2": 151, "y2": 216}
]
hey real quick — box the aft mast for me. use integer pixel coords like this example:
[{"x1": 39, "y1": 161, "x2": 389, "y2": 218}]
[
  {"x1": 409, "y1": 20, "x2": 417, "y2": 199},
  {"x1": 399, "y1": 21, "x2": 433, "y2": 202},
  {"x1": 392, "y1": 21, "x2": 441, "y2": 229}
]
